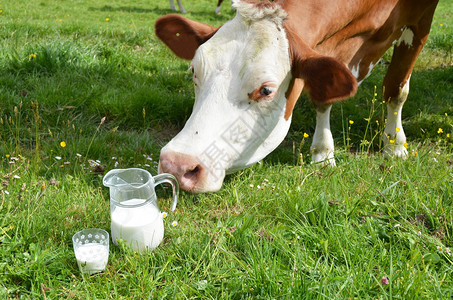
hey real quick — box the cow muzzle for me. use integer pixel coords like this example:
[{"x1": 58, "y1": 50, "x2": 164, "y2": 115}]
[{"x1": 158, "y1": 151, "x2": 224, "y2": 193}]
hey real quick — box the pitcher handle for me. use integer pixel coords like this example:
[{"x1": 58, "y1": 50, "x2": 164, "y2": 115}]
[{"x1": 154, "y1": 173, "x2": 179, "y2": 211}]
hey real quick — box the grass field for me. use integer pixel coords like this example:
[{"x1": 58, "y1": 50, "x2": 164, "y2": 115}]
[{"x1": 1, "y1": 0, "x2": 453, "y2": 298}]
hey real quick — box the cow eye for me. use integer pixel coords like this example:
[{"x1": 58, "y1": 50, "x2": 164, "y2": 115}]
[
  {"x1": 260, "y1": 86, "x2": 274, "y2": 97},
  {"x1": 248, "y1": 84, "x2": 277, "y2": 101}
]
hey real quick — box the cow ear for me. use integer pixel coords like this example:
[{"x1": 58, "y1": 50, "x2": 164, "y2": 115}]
[
  {"x1": 155, "y1": 14, "x2": 218, "y2": 60},
  {"x1": 293, "y1": 56, "x2": 358, "y2": 104}
]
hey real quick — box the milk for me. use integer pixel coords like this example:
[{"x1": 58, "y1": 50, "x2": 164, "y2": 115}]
[
  {"x1": 75, "y1": 243, "x2": 109, "y2": 274},
  {"x1": 111, "y1": 198, "x2": 164, "y2": 252}
]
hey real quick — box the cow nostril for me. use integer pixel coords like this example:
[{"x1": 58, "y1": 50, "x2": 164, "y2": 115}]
[{"x1": 183, "y1": 165, "x2": 202, "y2": 180}]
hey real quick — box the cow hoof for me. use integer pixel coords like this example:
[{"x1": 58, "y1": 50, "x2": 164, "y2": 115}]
[{"x1": 383, "y1": 144, "x2": 408, "y2": 158}]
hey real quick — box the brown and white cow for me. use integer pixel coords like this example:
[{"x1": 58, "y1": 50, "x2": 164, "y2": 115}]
[{"x1": 155, "y1": 0, "x2": 439, "y2": 193}]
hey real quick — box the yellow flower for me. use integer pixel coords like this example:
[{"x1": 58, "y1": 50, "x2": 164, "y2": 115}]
[
  {"x1": 438, "y1": 128, "x2": 443, "y2": 134},
  {"x1": 162, "y1": 212, "x2": 168, "y2": 218},
  {"x1": 29, "y1": 54, "x2": 37, "y2": 59},
  {"x1": 396, "y1": 127, "x2": 400, "y2": 132},
  {"x1": 440, "y1": 24, "x2": 444, "y2": 27},
  {"x1": 394, "y1": 112, "x2": 398, "y2": 115},
  {"x1": 303, "y1": 133, "x2": 309, "y2": 138},
  {"x1": 404, "y1": 142, "x2": 408, "y2": 149},
  {"x1": 106, "y1": 18, "x2": 110, "y2": 22},
  {"x1": 5, "y1": 154, "x2": 10, "y2": 158},
  {"x1": 60, "y1": 141, "x2": 66, "y2": 148},
  {"x1": 349, "y1": 120, "x2": 354, "y2": 125},
  {"x1": 171, "y1": 221, "x2": 178, "y2": 227},
  {"x1": 390, "y1": 140, "x2": 395, "y2": 144},
  {"x1": 447, "y1": 134, "x2": 450, "y2": 138}
]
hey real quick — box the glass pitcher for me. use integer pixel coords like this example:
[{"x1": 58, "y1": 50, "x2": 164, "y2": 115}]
[{"x1": 103, "y1": 168, "x2": 178, "y2": 252}]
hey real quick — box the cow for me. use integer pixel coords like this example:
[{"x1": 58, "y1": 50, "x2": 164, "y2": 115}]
[{"x1": 155, "y1": 0, "x2": 439, "y2": 193}]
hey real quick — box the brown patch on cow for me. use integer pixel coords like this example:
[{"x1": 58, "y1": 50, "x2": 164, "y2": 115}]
[
  {"x1": 284, "y1": 77, "x2": 304, "y2": 120},
  {"x1": 155, "y1": 14, "x2": 218, "y2": 60},
  {"x1": 284, "y1": 24, "x2": 357, "y2": 105},
  {"x1": 300, "y1": 56, "x2": 358, "y2": 103}
]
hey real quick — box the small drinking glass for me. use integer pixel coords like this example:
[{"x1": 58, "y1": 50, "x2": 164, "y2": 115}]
[{"x1": 72, "y1": 228, "x2": 109, "y2": 274}]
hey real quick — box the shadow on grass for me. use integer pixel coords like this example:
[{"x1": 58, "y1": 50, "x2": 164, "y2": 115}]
[
  {"x1": 88, "y1": 5, "x2": 167, "y2": 15},
  {"x1": 87, "y1": 4, "x2": 234, "y2": 24}
]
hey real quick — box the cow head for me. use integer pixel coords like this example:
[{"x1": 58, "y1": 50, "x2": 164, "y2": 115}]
[{"x1": 156, "y1": 0, "x2": 357, "y2": 193}]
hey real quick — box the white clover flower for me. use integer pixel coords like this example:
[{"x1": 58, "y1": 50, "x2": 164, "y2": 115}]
[
  {"x1": 88, "y1": 159, "x2": 100, "y2": 167},
  {"x1": 12, "y1": 175, "x2": 21, "y2": 179},
  {"x1": 55, "y1": 156, "x2": 62, "y2": 160}
]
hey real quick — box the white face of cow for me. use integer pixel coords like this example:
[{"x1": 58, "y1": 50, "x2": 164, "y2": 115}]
[{"x1": 159, "y1": 3, "x2": 293, "y2": 192}]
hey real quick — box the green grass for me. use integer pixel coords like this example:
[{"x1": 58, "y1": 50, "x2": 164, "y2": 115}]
[{"x1": 1, "y1": 0, "x2": 453, "y2": 298}]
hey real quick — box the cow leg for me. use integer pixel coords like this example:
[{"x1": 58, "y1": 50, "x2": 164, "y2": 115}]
[
  {"x1": 215, "y1": 0, "x2": 223, "y2": 14},
  {"x1": 310, "y1": 104, "x2": 336, "y2": 166},
  {"x1": 169, "y1": 0, "x2": 186, "y2": 13},
  {"x1": 176, "y1": 0, "x2": 187, "y2": 14},
  {"x1": 383, "y1": 74, "x2": 410, "y2": 157},
  {"x1": 382, "y1": 4, "x2": 437, "y2": 157},
  {"x1": 169, "y1": 0, "x2": 177, "y2": 11}
]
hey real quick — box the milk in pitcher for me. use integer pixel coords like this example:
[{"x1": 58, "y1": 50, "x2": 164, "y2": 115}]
[{"x1": 111, "y1": 199, "x2": 164, "y2": 252}]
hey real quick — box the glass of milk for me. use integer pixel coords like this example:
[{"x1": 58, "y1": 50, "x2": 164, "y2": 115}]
[
  {"x1": 72, "y1": 228, "x2": 109, "y2": 274},
  {"x1": 103, "y1": 168, "x2": 179, "y2": 253}
]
